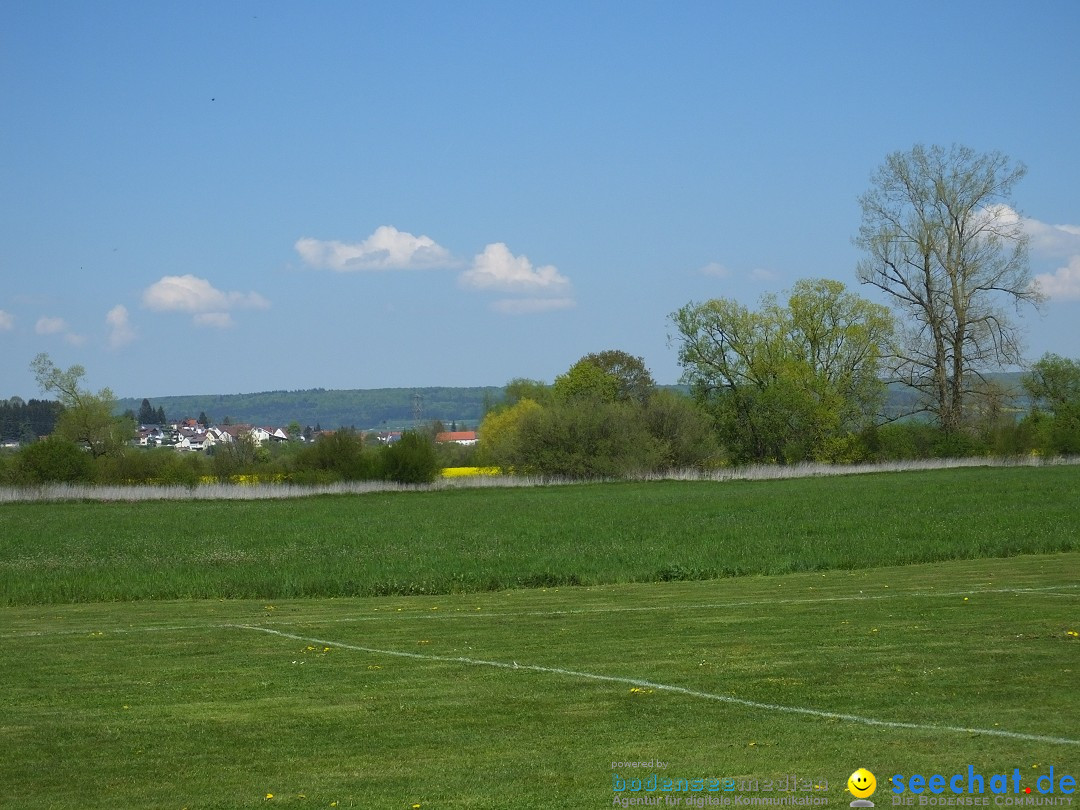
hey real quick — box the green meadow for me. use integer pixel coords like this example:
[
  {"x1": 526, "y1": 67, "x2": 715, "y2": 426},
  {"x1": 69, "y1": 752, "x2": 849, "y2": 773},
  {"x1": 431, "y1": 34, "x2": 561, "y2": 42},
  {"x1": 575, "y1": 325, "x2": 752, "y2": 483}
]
[
  {"x1": 2, "y1": 465, "x2": 1078, "y2": 604},
  {"x1": 1, "y1": 466, "x2": 1078, "y2": 809}
]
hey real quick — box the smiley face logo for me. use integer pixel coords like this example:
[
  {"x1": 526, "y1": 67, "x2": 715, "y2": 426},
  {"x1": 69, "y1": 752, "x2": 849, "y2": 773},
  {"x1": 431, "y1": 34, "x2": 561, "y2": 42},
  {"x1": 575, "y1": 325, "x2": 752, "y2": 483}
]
[{"x1": 848, "y1": 768, "x2": 877, "y2": 799}]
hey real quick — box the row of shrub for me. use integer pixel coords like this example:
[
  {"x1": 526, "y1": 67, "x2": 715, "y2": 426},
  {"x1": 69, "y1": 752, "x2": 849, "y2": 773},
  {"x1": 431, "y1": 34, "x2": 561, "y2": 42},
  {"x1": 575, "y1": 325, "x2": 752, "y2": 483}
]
[
  {"x1": 0, "y1": 429, "x2": 443, "y2": 487},
  {"x1": 2, "y1": 405, "x2": 1077, "y2": 488}
]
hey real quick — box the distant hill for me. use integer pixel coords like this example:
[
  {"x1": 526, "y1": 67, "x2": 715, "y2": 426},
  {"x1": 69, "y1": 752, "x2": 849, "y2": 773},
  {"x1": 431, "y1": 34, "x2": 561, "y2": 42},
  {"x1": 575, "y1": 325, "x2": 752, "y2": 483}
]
[
  {"x1": 115, "y1": 372, "x2": 1032, "y2": 430},
  {"x1": 115, "y1": 387, "x2": 505, "y2": 430},
  {"x1": 882, "y1": 371, "x2": 1030, "y2": 419}
]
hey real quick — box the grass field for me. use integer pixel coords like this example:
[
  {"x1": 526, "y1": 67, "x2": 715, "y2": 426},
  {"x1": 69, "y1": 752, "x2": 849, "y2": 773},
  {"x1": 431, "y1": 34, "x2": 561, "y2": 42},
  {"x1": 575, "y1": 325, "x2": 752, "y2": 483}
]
[
  {"x1": 1, "y1": 554, "x2": 1077, "y2": 808},
  {"x1": 1, "y1": 466, "x2": 1078, "y2": 808},
  {"x1": 1, "y1": 466, "x2": 1078, "y2": 604}
]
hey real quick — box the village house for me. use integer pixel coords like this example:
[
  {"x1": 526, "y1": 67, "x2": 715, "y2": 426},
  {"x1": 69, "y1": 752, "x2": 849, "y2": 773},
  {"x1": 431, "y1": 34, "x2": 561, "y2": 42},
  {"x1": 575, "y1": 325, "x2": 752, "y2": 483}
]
[
  {"x1": 133, "y1": 422, "x2": 293, "y2": 452},
  {"x1": 435, "y1": 431, "x2": 478, "y2": 446}
]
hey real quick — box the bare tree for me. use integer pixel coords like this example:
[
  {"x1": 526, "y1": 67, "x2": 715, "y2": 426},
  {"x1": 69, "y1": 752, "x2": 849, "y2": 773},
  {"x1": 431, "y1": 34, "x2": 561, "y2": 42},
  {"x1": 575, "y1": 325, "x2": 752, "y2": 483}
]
[{"x1": 855, "y1": 144, "x2": 1043, "y2": 433}]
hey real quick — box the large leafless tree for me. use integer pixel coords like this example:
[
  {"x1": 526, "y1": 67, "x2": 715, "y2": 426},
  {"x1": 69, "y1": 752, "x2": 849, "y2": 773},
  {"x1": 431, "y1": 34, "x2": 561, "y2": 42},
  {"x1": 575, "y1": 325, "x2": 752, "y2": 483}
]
[{"x1": 855, "y1": 144, "x2": 1043, "y2": 433}]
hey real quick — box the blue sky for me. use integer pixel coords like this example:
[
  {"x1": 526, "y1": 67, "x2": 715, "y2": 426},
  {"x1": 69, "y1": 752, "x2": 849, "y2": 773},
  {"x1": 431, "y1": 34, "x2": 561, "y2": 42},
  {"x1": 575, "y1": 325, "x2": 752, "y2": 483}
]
[{"x1": 2, "y1": 1, "x2": 1079, "y2": 400}]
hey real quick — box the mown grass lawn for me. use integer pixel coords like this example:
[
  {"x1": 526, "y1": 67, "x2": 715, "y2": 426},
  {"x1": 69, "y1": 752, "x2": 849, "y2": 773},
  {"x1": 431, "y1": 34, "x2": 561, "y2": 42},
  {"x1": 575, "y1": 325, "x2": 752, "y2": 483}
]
[{"x1": 1, "y1": 553, "x2": 1077, "y2": 809}]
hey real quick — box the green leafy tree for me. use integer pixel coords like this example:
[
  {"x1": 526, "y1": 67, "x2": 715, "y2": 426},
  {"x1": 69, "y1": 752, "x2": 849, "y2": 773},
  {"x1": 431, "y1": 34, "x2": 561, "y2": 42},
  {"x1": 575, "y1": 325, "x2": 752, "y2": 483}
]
[
  {"x1": 1025, "y1": 354, "x2": 1080, "y2": 413},
  {"x1": 477, "y1": 398, "x2": 543, "y2": 470},
  {"x1": 1023, "y1": 354, "x2": 1080, "y2": 454},
  {"x1": 642, "y1": 389, "x2": 719, "y2": 469},
  {"x1": 503, "y1": 378, "x2": 552, "y2": 408},
  {"x1": 855, "y1": 144, "x2": 1042, "y2": 433},
  {"x1": 551, "y1": 351, "x2": 656, "y2": 405},
  {"x1": 30, "y1": 353, "x2": 133, "y2": 458},
  {"x1": 292, "y1": 428, "x2": 374, "y2": 481},
  {"x1": 210, "y1": 432, "x2": 260, "y2": 481},
  {"x1": 552, "y1": 359, "x2": 620, "y2": 403},
  {"x1": 513, "y1": 399, "x2": 664, "y2": 478},
  {"x1": 13, "y1": 435, "x2": 95, "y2": 483},
  {"x1": 671, "y1": 279, "x2": 893, "y2": 463},
  {"x1": 484, "y1": 355, "x2": 703, "y2": 477},
  {"x1": 580, "y1": 350, "x2": 656, "y2": 403},
  {"x1": 381, "y1": 431, "x2": 439, "y2": 484}
]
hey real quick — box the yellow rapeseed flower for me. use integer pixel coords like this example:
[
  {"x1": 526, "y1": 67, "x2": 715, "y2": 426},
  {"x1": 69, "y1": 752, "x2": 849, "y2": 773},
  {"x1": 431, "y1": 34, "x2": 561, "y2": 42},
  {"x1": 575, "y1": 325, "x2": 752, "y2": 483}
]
[{"x1": 441, "y1": 466, "x2": 500, "y2": 478}]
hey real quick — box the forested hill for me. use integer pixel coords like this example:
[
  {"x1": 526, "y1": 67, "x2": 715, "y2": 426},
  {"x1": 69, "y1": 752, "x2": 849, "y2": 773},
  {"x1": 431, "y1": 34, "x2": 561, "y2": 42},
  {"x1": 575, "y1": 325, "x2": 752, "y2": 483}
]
[
  {"x1": 115, "y1": 387, "x2": 505, "y2": 430},
  {"x1": 115, "y1": 373, "x2": 1030, "y2": 431}
]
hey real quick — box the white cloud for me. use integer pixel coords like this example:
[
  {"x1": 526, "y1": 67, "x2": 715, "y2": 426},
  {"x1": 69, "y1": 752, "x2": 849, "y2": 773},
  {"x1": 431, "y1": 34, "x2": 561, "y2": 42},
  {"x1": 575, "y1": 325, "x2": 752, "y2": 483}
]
[
  {"x1": 1034, "y1": 256, "x2": 1080, "y2": 301},
  {"x1": 106, "y1": 305, "x2": 136, "y2": 348},
  {"x1": 995, "y1": 207, "x2": 1080, "y2": 258},
  {"x1": 0, "y1": 310, "x2": 13, "y2": 331},
  {"x1": 295, "y1": 225, "x2": 454, "y2": 271},
  {"x1": 35, "y1": 316, "x2": 68, "y2": 335},
  {"x1": 750, "y1": 268, "x2": 777, "y2": 282},
  {"x1": 1001, "y1": 210, "x2": 1080, "y2": 302},
  {"x1": 459, "y1": 243, "x2": 575, "y2": 314},
  {"x1": 491, "y1": 297, "x2": 577, "y2": 315},
  {"x1": 142, "y1": 275, "x2": 269, "y2": 326},
  {"x1": 699, "y1": 262, "x2": 731, "y2": 279},
  {"x1": 36, "y1": 315, "x2": 84, "y2": 344},
  {"x1": 460, "y1": 243, "x2": 571, "y2": 295},
  {"x1": 193, "y1": 312, "x2": 234, "y2": 329}
]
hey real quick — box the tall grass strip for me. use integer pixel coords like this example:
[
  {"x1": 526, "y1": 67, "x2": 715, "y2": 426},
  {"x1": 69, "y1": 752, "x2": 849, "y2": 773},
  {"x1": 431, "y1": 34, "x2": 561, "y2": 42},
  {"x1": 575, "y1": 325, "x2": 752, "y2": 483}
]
[{"x1": 2, "y1": 455, "x2": 1076, "y2": 502}]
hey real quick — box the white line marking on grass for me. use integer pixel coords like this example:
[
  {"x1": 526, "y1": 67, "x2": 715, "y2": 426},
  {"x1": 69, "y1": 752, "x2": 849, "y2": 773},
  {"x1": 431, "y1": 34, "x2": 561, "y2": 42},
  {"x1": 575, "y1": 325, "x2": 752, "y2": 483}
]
[{"x1": 232, "y1": 624, "x2": 1080, "y2": 747}]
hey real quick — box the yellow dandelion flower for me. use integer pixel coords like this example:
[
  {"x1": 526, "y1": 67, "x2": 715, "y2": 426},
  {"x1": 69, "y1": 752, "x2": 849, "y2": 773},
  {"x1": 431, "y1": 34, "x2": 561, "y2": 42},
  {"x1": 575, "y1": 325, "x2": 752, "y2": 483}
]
[
  {"x1": 1067, "y1": 630, "x2": 1078, "y2": 637},
  {"x1": 265, "y1": 793, "x2": 274, "y2": 799}
]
